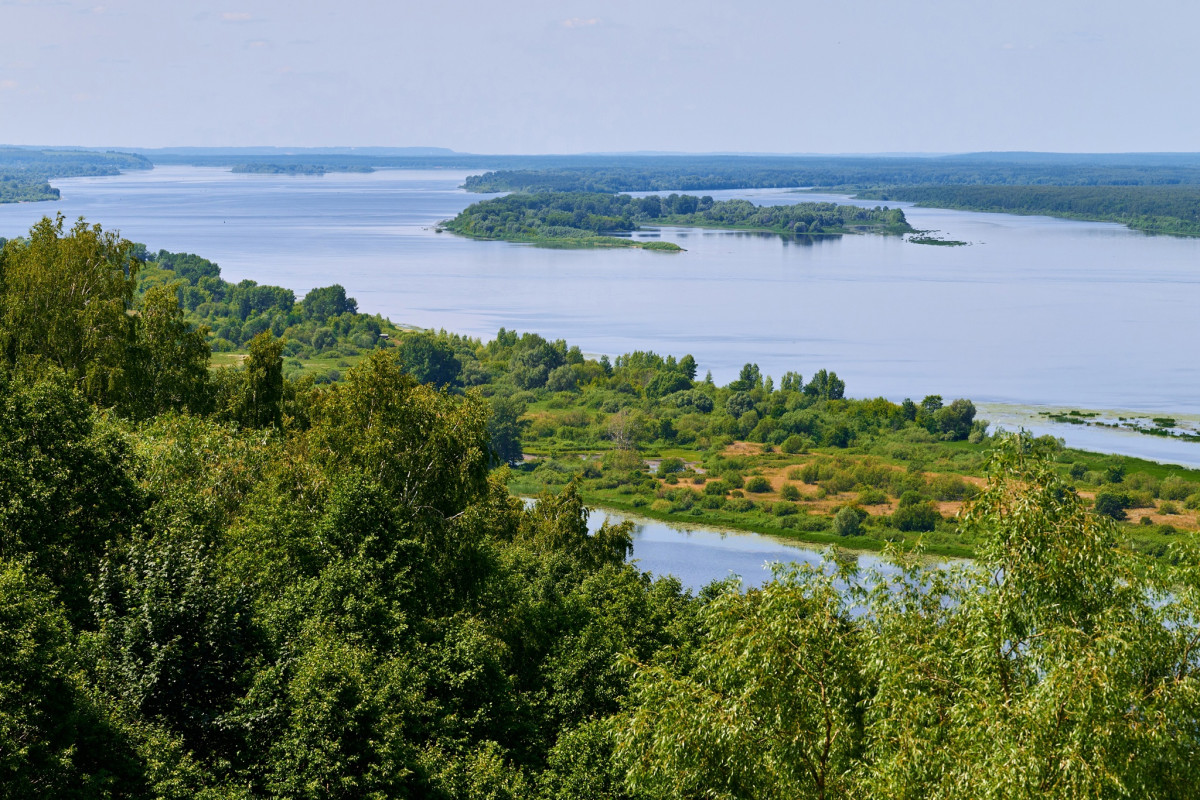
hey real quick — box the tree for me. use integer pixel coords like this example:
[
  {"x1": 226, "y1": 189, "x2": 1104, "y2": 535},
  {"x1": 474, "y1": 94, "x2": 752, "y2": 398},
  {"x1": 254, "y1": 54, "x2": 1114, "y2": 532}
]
[
  {"x1": 0, "y1": 215, "x2": 139, "y2": 407},
  {"x1": 301, "y1": 284, "x2": 357, "y2": 322},
  {"x1": 546, "y1": 364, "x2": 579, "y2": 393},
  {"x1": 617, "y1": 562, "x2": 863, "y2": 800},
  {"x1": 307, "y1": 350, "x2": 490, "y2": 520},
  {"x1": 398, "y1": 332, "x2": 462, "y2": 388},
  {"x1": 644, "y1": 370, "x2": 690, "y2": 399},
  {"x1": 833, "y1": 504, "x2": 866, "y2": 536},
  {"x1": 1093, "y1": 490, "x2": 1128, "y2": 520},
  {"x1": 725, "y1": 391, "x2": 756, "y2": 419},
  {"x1": 678, "y1": 354, "x2": 697, "y2": 381},
  {"x1": 617, "y1": 434, "x2": 1200, "y2": 797},
  {"x1": 933, "y1": 398, "x2": 975, "y2": 440},
  {"x1": 487, "y1": 395, "x2": 527, "y2": 466},
  {"x1": 780, "y1": 371, "x2": 804, "y2": 392},
  {"x1": 127, "y1": 282, "x2": 212, "y2": 417},
  {"x1": 0, "y1": 369, "x2": 143, "y2": 622},
  {"x1": 238, "y1": 332, "x2": 285, "y2": 428},
  {"x1": 728, "y1": 363, "x2": 761, "y2": 392},
  {"x1": 804, "y1": 369, "x2": 845, "y2": 400},
  {"x1": 0, "y1": 560, "x2": 139, "y2": 798},
  {"x1": 862, "y1": 433, "x2": 1198, "y2": 796},
  {"x1": 89, "y1": 533, "x2": 255, "y2": 760}
]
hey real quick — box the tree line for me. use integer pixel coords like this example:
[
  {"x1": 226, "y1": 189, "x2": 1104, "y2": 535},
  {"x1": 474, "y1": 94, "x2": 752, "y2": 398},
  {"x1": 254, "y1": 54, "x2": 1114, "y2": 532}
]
[
  {"x1": 858, "y1": 184, "x2": 1200, "y2": 236},
  {"x1": 461, "y1": 153, "x2": 1200, "y2": 194},
  {"x1": 0, "y1": 147, "x2": 151, "y2": 203}
]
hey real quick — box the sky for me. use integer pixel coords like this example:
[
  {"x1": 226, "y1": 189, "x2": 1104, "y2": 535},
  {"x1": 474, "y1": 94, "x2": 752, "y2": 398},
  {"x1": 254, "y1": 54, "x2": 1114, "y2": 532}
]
[{"x1": 1, "y1": 0, "x2": 1197, "y2": 154}]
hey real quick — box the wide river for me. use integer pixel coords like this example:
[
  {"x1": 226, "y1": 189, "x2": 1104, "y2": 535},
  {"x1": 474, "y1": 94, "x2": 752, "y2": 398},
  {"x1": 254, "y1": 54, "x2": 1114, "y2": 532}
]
[{"x1": 3, "y1": 165, "x2": 1199, "y2": 466}]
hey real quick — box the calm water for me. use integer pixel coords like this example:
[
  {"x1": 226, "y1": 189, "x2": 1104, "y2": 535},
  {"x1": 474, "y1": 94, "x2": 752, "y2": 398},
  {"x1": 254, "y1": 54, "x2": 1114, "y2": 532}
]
[
  {"x1": 4, "y1": 165, "x2": 1200, "y2": 462},
  {"x1": 585, "y1": 506, "x2": 906, "y2": 592}
]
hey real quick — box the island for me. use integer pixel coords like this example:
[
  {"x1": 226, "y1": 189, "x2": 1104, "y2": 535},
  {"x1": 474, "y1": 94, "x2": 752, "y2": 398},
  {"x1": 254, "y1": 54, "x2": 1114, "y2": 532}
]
[
  {"x1": 441, "y1": 191, "x2": 911, "y2": 249},
  {"x1": 231, "y1": 163, "x2": 375, "y2": 176}
]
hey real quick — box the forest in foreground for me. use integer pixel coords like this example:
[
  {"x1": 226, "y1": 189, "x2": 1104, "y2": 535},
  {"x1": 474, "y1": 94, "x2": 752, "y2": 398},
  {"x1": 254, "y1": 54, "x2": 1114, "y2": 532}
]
[{"x1": 4, "y1": 216, "x2": 1200, "y2": 798}]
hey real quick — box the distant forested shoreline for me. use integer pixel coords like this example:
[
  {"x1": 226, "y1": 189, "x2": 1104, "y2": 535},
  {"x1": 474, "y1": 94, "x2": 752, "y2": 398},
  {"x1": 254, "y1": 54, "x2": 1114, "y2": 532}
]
[
  {"x1": 855, "y1": 184, "x2": 1200, "y2": 236},
  {"x1": 0, "y1": 147, "x2": 151, "y2": 203}
]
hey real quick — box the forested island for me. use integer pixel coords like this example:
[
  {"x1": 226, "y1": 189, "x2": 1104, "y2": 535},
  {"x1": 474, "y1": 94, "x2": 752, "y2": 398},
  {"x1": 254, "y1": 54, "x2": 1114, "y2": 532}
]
[
  {"x1": 0, "y1": 147, "x2": 151, "y2": 203},
  {"x1": 4, "y1": 214, "x2": 1200, "y2": 796},
  {"x1": 442, "y1": 191, "x2": 911, "y2": 248}
]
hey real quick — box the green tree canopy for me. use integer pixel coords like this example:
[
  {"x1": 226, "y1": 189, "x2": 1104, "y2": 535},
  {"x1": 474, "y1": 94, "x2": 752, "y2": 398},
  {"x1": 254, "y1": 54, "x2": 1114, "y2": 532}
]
[{"x1": 0, "y1": 215, "x2": 140, "y2": 406}]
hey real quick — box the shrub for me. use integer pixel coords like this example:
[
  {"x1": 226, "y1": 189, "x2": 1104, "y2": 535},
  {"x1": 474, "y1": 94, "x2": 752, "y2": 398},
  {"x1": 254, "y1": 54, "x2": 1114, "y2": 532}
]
[
  {"x1": 703, "y1": 480, "x2": 731, "y2": 496},
  {"x1": 1159, "y1": 476, "x2": 1193, "y2": 501},
  {"x1": 1185, "y1": 492, "x2": 1200, "y2": 510},
  {"x1": 786, "y1": 467, "x2": 805, "y2": 481},
  {"x1": 726, "y1": 498, "x2": 754, "y2": 513},
  {"x1": 779, "y1": 484, "x2": 801, "y2": 501},
  {"x1": 745, "y1": 476, "x2": 772, "y2": 493},
  {"x1": 793, "y1": 515, "x2": 831, "y2": 532},
  {"x1": 602, "y1": 449, "x2": 645, "y2": 473},
  {"x1": 1124, "y1": 473, "x2": 1159, "y2": 494},
  {"x1": 780, "y1": 434, "x2": 808, "y2": 454},
  {"x1": 656, "y1": 457, "x2": 685, "y2": 477},
  {"x1": 773, "y1": 502, "x2": 799, "y2": 517},
  {"x1": 1068, "y1": 462, "x2": 1088, "y2": 480},
  {"x1": 799, "y1": 463, "x2": 822, "y2": 484},
  {"x1": 928, "y1": 474, "x2": 978, "y2": 502},
  {"x1": 1159, "y1": 501, "x2": 1180, "y2": 515},
  {"x1": 1093, "y1": 491, "x2": 1128, "y2": 520},
  {"x1": 1124, "y1": 490, "x2": 1155, "y2": 509},
  {"x1": 833, "y1": 505, "x2": 867, "y2": 537},
  {"x1": 857, "y1": 488, "x2": 888, "y2": 506},
  {"x1": 892, "y1": 501, "x2": 940, "y2": 532},
  {"x1": 819, "y1": 470, "x2": 856, "y2": 494}
]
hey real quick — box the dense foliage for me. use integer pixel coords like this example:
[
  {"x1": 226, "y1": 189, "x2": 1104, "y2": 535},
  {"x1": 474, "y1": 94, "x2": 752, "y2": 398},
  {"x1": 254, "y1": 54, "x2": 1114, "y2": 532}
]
[
  {"x1": 443, "y1": 191, "x2": 909, "y2": 248},
  {"x1": 5, "y1": 216, "x2": 1200, "y2": 797},
  {"x1": 133, "y1": 247, "x2": 400, "y2": 381}
]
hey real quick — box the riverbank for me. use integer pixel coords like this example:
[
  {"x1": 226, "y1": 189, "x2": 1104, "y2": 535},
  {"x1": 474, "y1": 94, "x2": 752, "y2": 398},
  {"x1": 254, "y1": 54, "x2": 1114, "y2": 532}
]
[{"x1": 510, "y1": 430, "x2": 1200, "y2": 563}]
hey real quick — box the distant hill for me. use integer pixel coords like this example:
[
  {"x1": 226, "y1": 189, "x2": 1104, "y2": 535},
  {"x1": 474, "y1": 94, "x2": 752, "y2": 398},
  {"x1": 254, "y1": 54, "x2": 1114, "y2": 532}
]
[{"x1": 126, "y1": 146, "x2": 458, "y2": 158}]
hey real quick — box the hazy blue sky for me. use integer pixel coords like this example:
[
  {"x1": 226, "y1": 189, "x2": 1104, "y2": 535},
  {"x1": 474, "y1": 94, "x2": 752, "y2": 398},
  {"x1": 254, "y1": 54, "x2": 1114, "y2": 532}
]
[{"x1": 1, "y1": 0, "x2": 1196, "y2": 153}]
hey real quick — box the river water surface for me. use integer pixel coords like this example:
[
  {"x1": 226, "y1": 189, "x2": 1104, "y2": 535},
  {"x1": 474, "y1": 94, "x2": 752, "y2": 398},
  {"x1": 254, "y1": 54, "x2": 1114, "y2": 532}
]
[{"x1": 2, "y1": 165, "x2": 1198, "y2": 463}]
